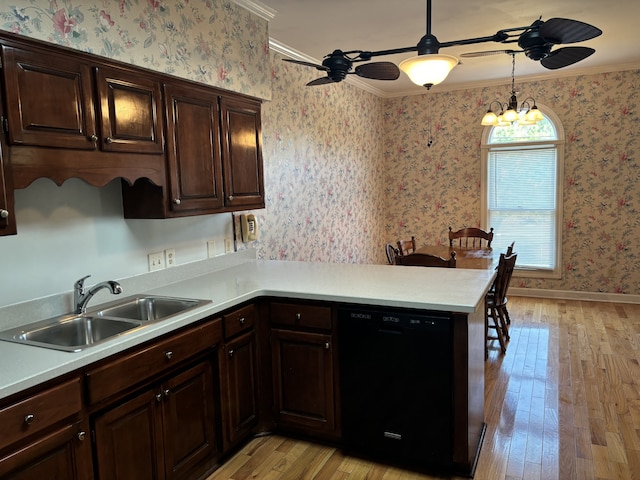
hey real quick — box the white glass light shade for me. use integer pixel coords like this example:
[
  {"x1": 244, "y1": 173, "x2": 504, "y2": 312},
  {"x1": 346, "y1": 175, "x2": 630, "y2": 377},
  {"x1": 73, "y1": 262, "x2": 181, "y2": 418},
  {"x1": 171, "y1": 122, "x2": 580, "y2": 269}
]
[
  {"x1": 495, "y1": 114, "x2": 511, "y2": 127},
  {"x1": 503, "y1": 108, "x2": 519, "y2": 123},
  {"x1": 399, "y1": 54, "x2": 458, "y2": 88},
  {"x1": 481, "y1": 111, "x2": 499, "y2": 126}
]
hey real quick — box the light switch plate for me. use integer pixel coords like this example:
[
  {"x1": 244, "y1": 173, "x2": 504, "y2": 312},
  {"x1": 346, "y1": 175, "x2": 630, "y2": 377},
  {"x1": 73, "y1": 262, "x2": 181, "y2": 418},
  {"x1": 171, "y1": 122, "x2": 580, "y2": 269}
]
[{"x1": 148, "y1": 252, "x2": 165, "y2": 271}]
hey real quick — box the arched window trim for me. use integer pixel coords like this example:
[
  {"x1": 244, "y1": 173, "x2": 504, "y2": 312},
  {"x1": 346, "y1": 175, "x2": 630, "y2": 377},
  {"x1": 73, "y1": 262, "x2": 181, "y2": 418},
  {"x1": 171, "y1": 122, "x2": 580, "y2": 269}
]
[{"x1": 480, "y1": 103, "x2": 565, "y2": 279}]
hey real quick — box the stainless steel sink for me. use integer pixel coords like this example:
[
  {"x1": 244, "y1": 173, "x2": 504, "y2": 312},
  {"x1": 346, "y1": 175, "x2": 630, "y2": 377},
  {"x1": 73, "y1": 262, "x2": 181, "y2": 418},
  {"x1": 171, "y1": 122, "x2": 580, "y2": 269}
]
[
  {"x1": 0, "y1": 315, "x2": 142, "y2": 352},
  {"x1": 0, "y1": 295, "x2": 211, "y2": 352},
  {"x1": 96, "y1": 295, "x2": 209, "y2": 321}
]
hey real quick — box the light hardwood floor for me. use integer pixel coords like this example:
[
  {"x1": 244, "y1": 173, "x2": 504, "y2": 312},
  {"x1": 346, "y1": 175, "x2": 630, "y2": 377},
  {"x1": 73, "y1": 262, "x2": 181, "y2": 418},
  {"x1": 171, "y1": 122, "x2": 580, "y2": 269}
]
[{"x1": 207, "y1": 296, "x2": 640, "y2": 480}]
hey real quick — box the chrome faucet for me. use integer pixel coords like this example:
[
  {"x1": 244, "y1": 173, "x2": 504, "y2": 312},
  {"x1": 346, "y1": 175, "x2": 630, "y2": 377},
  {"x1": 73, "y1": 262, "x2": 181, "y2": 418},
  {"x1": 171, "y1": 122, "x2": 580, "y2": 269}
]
[{"x1": 74, "y1": 275, "x2": 123, "y2": 314}]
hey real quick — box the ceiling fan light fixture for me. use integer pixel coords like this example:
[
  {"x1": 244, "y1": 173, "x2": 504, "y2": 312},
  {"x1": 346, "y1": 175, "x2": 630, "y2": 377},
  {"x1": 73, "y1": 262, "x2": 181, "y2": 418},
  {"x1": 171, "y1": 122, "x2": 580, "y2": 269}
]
[{"x1": 399, "y1": 54, "x2": 458, "y2": 89}]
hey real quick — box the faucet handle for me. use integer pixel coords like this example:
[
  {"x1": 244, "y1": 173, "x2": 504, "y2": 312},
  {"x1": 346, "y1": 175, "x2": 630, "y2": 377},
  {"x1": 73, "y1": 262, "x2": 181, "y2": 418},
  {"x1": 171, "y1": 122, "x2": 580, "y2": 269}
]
[{"x1": 74, "y1": 275, "x2": 91, "y2": 293}]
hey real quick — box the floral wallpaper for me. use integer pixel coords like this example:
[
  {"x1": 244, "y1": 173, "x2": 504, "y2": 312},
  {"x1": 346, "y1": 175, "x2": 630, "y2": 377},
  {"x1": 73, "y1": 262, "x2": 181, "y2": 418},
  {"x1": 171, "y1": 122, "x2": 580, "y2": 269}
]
[
  {"x1": 256, "y1": 52, "x2": 387, "y2": 265},
  {"x1": 258, "y1": 53, "x2": 639, "y2": 295},
  {"x1": 0, "y1": 0, "x2": 271, "y2": 99},
  {"x1": 1, "y1": 0, "x2": 637, "y2": 295}
]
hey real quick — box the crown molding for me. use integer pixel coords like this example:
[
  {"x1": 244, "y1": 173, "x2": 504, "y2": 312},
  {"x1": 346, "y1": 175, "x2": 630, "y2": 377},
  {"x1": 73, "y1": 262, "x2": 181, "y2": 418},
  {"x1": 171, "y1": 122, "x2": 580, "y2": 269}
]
[{"x1": 232, "y1": 0, "x2": 276, "y2": 21}]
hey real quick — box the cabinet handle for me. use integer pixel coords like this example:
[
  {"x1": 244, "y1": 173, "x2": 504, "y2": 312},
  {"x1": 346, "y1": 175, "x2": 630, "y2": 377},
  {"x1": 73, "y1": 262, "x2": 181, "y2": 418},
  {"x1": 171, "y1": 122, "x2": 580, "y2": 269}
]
[
  {"x1": 227, "y1": 195, "x2": 233, "y2": 201},
  {"x1": 105, "y1": 136, "x2": 113, "y2": 144},
  {"x1": 165, "y1": 351, "x2": 173, "y2": 360},
  {"x1": 173, "y1": 198, "x2": 181, "y2": 205},
  {"x1": 155, "y1": 393, "x2": 163, "y2": 402},
  {"x1": 164, "y1": 389, "x2": 171, "y2": 397},
  {"x1": 295, "y1": 313, "x2": 302, "y2": 321},
  {"x1": 239, "y1": 317, "x2": 245, "y2": 325},
  {"x1": 324, "y1": 342, "x2": 330, "y2": 350},
  {"x1": 24, "y1": 414, "x2": 35, "y2": 425},
  {"x1": 228, "y1": 349, "x2": 234, "y2": 358},
  {"x1": 77, "y1": 431, "x2": 86, "y2": 441},
  {"x1": 89, "y1": 134, "x2": 98, "y2": 142},
  {"x1": 0, "y1": 209, "x2": 8, "y2": 219}
]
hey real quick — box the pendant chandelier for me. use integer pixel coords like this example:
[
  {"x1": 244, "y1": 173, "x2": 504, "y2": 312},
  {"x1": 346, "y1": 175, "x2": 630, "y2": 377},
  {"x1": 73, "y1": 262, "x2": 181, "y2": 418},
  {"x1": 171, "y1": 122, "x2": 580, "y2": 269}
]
[{"x1": 481, "y1": 54, "x2": 544, "y2": 126}]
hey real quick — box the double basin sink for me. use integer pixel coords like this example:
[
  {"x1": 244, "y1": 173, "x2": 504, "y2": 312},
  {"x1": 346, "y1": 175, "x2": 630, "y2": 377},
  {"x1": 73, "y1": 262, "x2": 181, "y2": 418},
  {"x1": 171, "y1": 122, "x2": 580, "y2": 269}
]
[{"x1": 0, "y1": 295, "x2": 211, "y2": 352}]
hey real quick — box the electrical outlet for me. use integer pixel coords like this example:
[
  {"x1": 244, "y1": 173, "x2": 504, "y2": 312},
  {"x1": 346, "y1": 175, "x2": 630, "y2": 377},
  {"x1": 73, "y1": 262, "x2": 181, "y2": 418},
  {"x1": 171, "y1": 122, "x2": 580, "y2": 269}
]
[
  {"x1": 225, "y1": 238, "x2": 233, "y2": 253},
  {"x1": 165, "y1": 248, "x2": 176, "y2": 267},
  {"x1": 148, "y1": 252, "x2": 165, "y2": 271},
  {"x1": 207, "y1": 240, "x2": 216, "y2": 258}
]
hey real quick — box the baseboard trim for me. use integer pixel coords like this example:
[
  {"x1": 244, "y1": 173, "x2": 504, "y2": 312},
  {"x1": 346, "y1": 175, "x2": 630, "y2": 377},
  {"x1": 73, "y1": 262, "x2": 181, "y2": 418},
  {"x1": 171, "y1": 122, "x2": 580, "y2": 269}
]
[{"x1": 510, "y1": 287, "x2": 640, "y2": 305}]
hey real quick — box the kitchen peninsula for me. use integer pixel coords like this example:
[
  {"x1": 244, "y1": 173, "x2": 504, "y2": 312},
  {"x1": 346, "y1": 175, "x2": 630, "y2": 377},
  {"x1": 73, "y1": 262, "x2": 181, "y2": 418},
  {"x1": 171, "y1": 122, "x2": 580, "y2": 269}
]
[{"x1": 0, "y1": 253, "x2": 496, "y2": 477}]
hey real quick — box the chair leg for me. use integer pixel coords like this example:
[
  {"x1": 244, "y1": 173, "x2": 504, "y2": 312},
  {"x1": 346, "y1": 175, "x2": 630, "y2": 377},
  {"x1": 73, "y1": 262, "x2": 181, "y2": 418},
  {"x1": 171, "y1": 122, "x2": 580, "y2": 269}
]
[
  {"x1": 487, "y1": 306, "x2": 506, "y2": 354},
  {"x1": 498, "y1": 305, "x2": 510, "y2": 341}
]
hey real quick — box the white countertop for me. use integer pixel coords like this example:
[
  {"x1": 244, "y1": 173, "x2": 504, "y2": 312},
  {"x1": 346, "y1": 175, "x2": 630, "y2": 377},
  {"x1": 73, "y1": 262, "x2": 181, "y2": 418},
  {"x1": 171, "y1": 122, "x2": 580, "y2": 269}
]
[{"x1": 0, "y1": 258, "x2": 496, "y2": 401}]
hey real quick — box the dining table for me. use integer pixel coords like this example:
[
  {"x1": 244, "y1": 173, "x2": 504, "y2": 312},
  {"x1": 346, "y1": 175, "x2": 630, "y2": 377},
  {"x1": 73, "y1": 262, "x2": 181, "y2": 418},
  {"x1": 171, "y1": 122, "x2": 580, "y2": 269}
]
[{"x1": 415, "y1": 245, "x2": 500, "y2": 270}]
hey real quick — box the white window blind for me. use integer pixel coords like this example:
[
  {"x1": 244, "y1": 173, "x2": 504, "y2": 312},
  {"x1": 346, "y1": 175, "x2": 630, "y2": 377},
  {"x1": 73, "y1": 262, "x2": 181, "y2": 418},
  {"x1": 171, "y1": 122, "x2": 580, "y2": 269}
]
[{"x1": 487, "y1": 145, "x2": 557, "y2": 270}]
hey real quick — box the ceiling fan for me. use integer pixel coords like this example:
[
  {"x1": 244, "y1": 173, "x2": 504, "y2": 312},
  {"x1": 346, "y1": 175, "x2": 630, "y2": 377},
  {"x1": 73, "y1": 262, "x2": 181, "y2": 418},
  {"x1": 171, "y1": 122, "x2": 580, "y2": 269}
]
[
  {"x1": 283, "y1": 50, "x2": 401, "y2": 86},
  {"x1": 284, "y1": 0, "x2": 602, "y2": 87},
  {"x1": 460, "y1": 17, "x2": 602, "y2": 69}
]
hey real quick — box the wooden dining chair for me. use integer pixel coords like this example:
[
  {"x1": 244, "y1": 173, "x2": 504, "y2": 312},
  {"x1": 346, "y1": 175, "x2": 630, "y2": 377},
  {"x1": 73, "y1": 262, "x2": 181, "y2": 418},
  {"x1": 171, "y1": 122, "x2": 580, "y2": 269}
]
[
  {"x1": 396, "y1": 236, "x2": 416, "y2": 256},
  {"x1": 449, "y1": 226, "x2": 494, "y2": 248},
  {"x1": 395, "y1": 251, "x2": 456, "y2": 268},
  {"x1": 385, "y1": 243, "x2": 399, "y2": 264},
  {"x1": 485, "y1": 251, "x2": 517, "y2": 358}
]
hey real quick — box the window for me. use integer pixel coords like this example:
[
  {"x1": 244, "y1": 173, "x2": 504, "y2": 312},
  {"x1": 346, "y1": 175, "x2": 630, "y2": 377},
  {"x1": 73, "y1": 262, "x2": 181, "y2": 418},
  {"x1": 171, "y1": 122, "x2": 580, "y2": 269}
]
[{"x1": 481, "y1": 107, "x2": 564, "y2": 278}]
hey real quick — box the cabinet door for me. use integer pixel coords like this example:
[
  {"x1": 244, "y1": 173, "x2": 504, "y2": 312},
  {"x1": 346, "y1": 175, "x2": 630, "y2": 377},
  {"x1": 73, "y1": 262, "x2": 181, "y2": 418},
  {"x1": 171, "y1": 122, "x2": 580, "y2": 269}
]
[
  {"x1": 93, "y1": 389, "x2": 165, "y2": 480},
  {"x1": 0, "y1": 131, "x2": 16, "y2": 236},
  {"x1": 220, "y1": 97, "x2": 264, "y2": 209},
  {"x1": 94, "y1": 66, "x2": 164, "y2": 154},
  {"x1": 271, "y1": 329, "x2": 336, "y2": 434},
  {"x1": 0, "y1": 421, "x2": 92, "y2": 480},
  {"x1": 1, "y1": 45, "x2": 97, "y2": 150},
  {"x1": 219, "y1": 330, "x2": 258, "y2": 450},
  {"x1": 164, "y1": 83, "x2": 224, "y2": 213},
  {"x1": 162, "y1": 361, "x2": 218, "y2": 480}
]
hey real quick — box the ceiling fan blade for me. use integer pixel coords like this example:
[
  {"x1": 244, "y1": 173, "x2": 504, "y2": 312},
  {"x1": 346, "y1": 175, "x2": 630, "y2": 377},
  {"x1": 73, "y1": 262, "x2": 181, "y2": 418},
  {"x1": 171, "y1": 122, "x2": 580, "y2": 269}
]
[
  {"x1": 354, "y1": 62, "x2": 400, "y2": 80},
  {"x1": 460, "y1": 49, "x2": 521, "y2": 58},
  {"x1": 283, "y1": 58, "x2": 329, "y2": 71},
  {"x1": 539, "y1": 18, "x2": 602, "y2": 44},
  {"x1": 306, "y1": 77, "x2": 336, "y2": 86},
  {"x1": 540, "y1": 46, "x2": 595, "y2": 69}
]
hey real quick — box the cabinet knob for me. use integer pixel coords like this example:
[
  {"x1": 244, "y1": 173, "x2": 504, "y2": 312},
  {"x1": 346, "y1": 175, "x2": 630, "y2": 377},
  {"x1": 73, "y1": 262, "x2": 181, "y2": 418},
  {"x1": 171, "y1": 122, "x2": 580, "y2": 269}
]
[
  {"x1": 77, "y1": 431, "x2": 86, "y2": 441},
  {"x1": 295, "y1": 313, "x2": 302, "y2": 321},
  {"x1": 227, "y1": 195, "x2": 234, "y2": 201},
  {"x1": 324, "y1": 342, "x2": 330, "y2": 350},
  {"x1": 105, "y1": 136, "x2": 113, "y2": 144},
  {"x1": 24, "y1": 414, "x2": 35, "y2": 425},
  {"x1": 164, "y1": 389, "x2": 170, "y2": 397},
  {"x1": 228, "y1": 349, "x2": 234, "y2": 358},
  {"x1": 239, "y1": 317, "x2": 245, "y2": 325},
  {"x1": 165, "y1": 351, "x2": 173, "y2": 360},
  {"x1": 89, "y1": 134, "x2": 98, "y2": 142},
  {"x1": 173, "y1": 198, "x2": 181, "y2": 205},
  {"x1": 0, "y1": 209, "x2": 8, "y2": 219},
  {"x1": 155, "y1": 393, "x2": 163, "y2": 402}
]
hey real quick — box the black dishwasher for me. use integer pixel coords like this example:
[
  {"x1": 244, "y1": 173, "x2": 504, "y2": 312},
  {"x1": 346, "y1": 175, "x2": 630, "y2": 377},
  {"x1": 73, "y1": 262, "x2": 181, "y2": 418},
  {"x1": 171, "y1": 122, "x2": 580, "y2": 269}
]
[{"x1": 338, "y1": 306, "x2": 452, "y2": 468}]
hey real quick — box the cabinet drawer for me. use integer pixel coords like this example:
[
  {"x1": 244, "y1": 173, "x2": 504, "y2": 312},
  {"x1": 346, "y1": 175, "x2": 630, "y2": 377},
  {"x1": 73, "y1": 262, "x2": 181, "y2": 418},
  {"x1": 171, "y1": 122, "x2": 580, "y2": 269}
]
[
  {"x1": 270, "y1": 302, "x2": 332, "y2": 330},
  {"x1": 223, "y1": 304, "x2": 256, "y2": 339},
  {"x1": 86, "y1": 319, "x2": 222, "y2": 405},
  {"x1": 0, "y1": 377, "x2": 82, "y2": 451}
]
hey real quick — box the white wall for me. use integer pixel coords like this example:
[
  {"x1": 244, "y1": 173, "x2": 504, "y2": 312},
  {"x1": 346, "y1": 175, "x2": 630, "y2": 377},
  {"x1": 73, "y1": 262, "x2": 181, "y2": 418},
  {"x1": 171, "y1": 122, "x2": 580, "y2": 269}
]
[{"x1": 1, "y1": 179, "x2": 234, "y2": 307}]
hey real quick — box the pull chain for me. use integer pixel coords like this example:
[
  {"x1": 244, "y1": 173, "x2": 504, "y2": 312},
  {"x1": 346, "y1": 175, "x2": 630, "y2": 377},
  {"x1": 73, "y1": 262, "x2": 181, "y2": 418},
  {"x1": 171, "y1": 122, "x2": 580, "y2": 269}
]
[{"x1": 427, "y1": 92, "x2": 433, "y2": 148}]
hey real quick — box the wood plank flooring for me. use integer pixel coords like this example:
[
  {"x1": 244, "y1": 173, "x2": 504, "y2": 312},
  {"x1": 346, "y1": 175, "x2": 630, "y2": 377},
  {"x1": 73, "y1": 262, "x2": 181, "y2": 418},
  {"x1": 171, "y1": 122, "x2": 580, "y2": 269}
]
[{"x1": 207, "y1": 297, "x2": 640, "y2": 480}]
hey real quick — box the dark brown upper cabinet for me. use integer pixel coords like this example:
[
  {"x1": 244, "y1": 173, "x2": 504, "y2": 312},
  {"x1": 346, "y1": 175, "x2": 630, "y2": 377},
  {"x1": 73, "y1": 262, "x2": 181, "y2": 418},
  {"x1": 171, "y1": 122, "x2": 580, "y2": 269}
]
[
  {"x1": 94, "y1": 66, "x2": 164, "y2": 154},
  {"x1": 220, "y1": 96, "x2": 265, "y2": 210},
  {"x1": 1, "y1": 45, "x2": 97, "y2": 151},
  {"x1": 163, "y1": 82, "x2": 225, "y2": 214},
  {"x1": 0, "y1": 105, "x2": 16, "y2": 236},
  {"x1": 0, "y1": 31, "x2": 264, "y2": 230}
]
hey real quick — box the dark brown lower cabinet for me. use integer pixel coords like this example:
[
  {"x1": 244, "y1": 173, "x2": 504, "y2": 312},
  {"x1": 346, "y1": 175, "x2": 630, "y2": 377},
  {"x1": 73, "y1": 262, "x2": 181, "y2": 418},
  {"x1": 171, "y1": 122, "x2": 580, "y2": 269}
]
[
  {"x1": 92, "y1": 360, "x2": 218, "y2": 480},
  {"x1": 271, "y1": 328, "x2": 336, "y2": 437},
  {"x1": 218, "y1": 330, "x2": 259, "y2": 451},
  {"x1": 0, "y1": 420, "x2": 92, "y2": 479}
]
